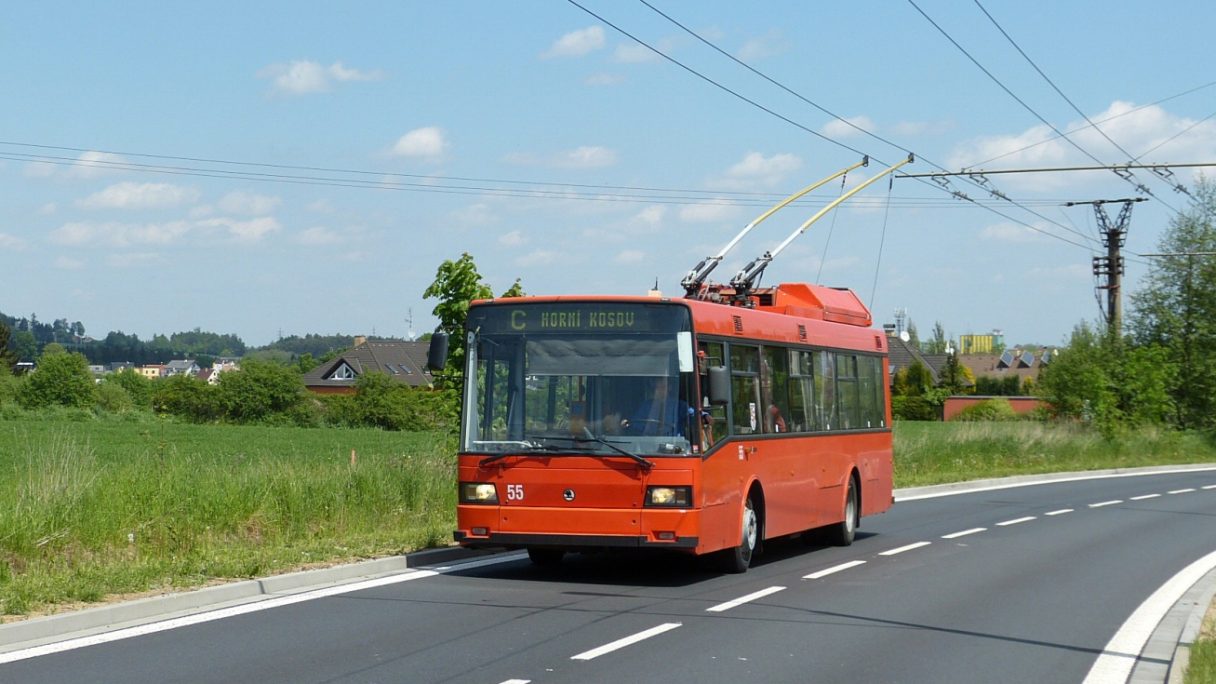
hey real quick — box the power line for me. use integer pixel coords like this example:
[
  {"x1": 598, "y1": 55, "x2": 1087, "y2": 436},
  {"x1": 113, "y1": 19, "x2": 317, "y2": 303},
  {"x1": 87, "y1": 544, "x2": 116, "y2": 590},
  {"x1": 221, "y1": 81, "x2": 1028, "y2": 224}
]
[
  {"x1": 907, "y1": 0, "x2": 1179, "y2": 214},
  {"x1": 961, "y1": 80, "x2": 1216, "y2": 169},
  {"x1": 620, "y1": 0, "x2": 1100, "y2": 249}
]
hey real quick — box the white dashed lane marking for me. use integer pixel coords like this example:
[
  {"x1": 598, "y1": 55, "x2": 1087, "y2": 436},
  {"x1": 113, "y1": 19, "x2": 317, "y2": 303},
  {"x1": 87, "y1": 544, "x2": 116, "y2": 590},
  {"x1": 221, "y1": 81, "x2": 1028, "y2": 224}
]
[
  {"x1": 1130, "y1": 494, "x2": 1161, "y2": 501},
  {"x1": 1045, "y1": 509, "x2": 1074, "y2": 516},
  {"x1": 570, "y1": 623, "x2": 682, "y2": 661},
  {"x1": 942, "y1": 527, "x2": 986, "y2": 539},
  {"x1": 879, "y1": 541, "x2": 932, "y2": 556},
  {"x1": 803, "y1": 560, "x2": 867, "y2": 580},
  {"x1": 1169, "y1": 488, "x2": 1196, "y2": 494},
  {"x1": 997, "y1": 516, "x2": 1036, "y2": 526},
  {"x1": 1089, "y1": 500, "x2": 1122, "y2": 508},
  {"x1": 706, "y1": 586, "x2": 786, "y2": 613}
]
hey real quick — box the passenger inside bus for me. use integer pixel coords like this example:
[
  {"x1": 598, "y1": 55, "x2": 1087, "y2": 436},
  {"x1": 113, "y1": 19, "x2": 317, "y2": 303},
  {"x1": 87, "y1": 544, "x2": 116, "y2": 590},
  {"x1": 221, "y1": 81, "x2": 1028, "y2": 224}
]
[{"x1": 621, "y1": 378, "x2": 692, "y2": 436}]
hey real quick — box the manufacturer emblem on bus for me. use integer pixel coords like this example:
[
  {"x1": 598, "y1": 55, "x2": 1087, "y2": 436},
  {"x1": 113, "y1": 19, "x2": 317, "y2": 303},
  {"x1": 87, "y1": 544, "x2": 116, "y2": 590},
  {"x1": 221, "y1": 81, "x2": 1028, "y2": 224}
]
[{"x1": 563, "y1": 489, "x2": 576, "y2": 502}]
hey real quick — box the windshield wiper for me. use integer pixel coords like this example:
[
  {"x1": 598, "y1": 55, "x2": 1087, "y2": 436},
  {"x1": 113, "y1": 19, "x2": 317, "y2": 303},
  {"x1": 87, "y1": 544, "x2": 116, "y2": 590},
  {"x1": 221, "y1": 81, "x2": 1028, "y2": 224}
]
[
  {"x1": 477, "y1": 442, "x2": 595, "y2": 468},
  {"x1": 548, "y1": 429, "x2": 654, "y2": 470}
]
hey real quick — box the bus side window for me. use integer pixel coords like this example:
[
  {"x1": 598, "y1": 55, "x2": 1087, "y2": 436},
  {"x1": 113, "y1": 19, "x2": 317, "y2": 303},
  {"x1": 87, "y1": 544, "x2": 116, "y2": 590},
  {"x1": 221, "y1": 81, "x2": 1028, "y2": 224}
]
[
  {"x1": 788, "y1": 350, "x2": 813, "y2": 433},
  {"x1": 762, "y1": 347, "x2": 791, "y2": 434},
  {"x1": 698, "y1": 341, "x2": 728, "y2": 449},
  {"x1": 730, "y1": 345, "x2": 761, "y2": 435}
]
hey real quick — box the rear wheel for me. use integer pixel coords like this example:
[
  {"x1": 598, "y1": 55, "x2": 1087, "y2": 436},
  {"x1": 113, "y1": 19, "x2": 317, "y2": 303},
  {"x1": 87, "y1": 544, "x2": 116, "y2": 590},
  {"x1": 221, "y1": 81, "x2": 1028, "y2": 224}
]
[
  {"x1": 527, "y1": 547, "x2": 564, "y2": 567},
  {"x1": 721, "y1": 494, "x2": 759, "y2": 573},
  {"x1": 825, "y1": 476, "x2": 858, "y2": 547}
]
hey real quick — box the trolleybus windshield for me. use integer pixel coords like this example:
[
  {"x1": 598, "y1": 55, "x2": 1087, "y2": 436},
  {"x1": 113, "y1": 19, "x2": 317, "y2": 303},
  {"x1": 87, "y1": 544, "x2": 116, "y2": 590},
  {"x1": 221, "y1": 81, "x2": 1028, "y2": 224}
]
[{"x1": 463, "y1": 302, "x2": 699, "y2": 456}]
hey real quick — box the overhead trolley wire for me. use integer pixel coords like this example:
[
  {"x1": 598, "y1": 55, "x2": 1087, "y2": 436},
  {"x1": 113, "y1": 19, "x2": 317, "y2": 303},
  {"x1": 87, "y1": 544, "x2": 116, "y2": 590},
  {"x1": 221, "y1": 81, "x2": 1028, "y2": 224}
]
[
  {"x1": 618, "y1": 0, "x2": 1101, "y2": 251},
  {"x1": 907, "y1": 0, "x2": 1180, "y2": 215}
]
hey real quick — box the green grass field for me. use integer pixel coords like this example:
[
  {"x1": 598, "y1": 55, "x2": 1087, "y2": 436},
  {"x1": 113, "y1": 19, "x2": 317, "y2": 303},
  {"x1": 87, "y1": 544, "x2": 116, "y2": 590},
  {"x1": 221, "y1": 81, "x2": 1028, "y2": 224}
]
[{"x1": 1, "y1": 412, "x2": 1213, "y2": 618}]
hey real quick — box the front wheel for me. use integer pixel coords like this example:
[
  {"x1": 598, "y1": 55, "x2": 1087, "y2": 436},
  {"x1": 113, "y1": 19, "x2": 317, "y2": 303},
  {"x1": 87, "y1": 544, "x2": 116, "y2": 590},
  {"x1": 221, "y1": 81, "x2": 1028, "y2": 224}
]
[
  {"x1": 825, "y1": 477, "x2": 858, "y2": 547},
  {"x1": 721, "y1": 495, "x2": 759, "y2": 573}
]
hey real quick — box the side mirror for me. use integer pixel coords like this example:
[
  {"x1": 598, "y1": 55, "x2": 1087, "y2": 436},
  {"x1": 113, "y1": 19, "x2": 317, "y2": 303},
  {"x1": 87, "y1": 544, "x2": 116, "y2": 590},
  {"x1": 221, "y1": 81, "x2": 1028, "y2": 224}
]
[
  {"x1": 426, "y1": 332, "x2": 449, "y2": 372},
  {"x1": 707, "y1": 366, "x2": 730, "y2": 406}
]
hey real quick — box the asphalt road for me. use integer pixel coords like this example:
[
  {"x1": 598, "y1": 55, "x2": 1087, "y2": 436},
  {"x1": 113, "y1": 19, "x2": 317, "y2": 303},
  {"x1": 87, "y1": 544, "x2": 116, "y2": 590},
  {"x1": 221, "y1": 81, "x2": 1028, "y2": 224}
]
[{"x1": 4, "y1": 470, "x2": 1216, "y2": 684}]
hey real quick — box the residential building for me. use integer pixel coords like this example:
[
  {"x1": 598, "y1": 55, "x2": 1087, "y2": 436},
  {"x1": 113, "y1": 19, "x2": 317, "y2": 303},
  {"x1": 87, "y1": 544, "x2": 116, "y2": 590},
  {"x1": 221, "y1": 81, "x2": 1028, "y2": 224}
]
[
  {"x1": 164, "y1": 359, "x2": 200, "y2": 377},
  {"x1": 137, "y1": 364, "x2": 165, "y2": 379},
  {"x1": 302, "y1": 339, "x2": 435, "y2": 395}
]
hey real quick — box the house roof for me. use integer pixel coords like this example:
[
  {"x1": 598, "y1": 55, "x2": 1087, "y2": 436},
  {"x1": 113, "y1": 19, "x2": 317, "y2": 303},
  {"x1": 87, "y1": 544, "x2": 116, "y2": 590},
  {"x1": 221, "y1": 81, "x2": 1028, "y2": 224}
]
[
  {"x1": 885, "y1": 335, "x2": 941, "y2": 384},
  {"x1": 959, "y1": 348, "x2": 1057, "y2": 382},
  {"x1": 302, "y1": 340, "x2": 434, "y2": 390}
]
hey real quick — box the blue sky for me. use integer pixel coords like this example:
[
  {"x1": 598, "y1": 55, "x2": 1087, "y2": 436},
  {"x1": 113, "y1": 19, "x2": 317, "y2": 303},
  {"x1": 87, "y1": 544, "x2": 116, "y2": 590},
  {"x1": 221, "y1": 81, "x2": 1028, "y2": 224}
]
[{"x1": 3, "y1": 1, "x2": 1214, "y2": 347}]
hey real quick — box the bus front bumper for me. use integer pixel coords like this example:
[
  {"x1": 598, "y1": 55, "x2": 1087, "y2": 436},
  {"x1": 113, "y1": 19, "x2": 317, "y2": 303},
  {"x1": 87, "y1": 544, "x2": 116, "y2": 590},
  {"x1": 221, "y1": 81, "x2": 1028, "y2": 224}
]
[
  {"x1": 454, "y1": 530, "x2": 699, "y2": 550},
  {"x1": 456, "y1": 504, "x2": 700, "y2": 550}
]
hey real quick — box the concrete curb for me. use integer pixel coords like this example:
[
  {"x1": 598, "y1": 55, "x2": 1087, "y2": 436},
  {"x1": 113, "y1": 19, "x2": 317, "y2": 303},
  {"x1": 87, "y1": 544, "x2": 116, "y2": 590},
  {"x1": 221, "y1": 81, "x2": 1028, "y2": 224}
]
[{"x1": 1164, "y1": 567, "x2": 1216, "y2": 683}]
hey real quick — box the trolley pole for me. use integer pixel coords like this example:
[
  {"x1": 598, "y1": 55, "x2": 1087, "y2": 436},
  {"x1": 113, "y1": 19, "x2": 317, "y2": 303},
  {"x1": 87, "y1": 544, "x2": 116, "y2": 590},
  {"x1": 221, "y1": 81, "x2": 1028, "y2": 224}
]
[{"x1": 1066, "y1": 198, "x2": 1145, "y2": 336}]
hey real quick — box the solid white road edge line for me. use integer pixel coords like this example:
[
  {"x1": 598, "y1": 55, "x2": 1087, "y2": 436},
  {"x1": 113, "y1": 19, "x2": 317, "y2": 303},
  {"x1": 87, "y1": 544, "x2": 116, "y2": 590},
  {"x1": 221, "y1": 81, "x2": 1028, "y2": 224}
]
[
  {"x1": 0, "y1": 569, "x2": 439, "y2": 665},
  {"x1": 894, "y1": 466, "x2": 1216, "y2": 502},
  {"x1": 570, "y1": 623, "x2": 682, "y2": 661},
  {"x1": 1045, "y1": 509, "x2": 1074, "y2": 516},
  {"x1": 879, "y1": 541, "x2": 931, "y2": 556},
  {"x1": 941, "y1": 527, "x2": 986, "y2": 539},
  {"x1": 996, "y1": 516, "x2": 1036, "y2": 526},
  {"x1": 1130, "y1": 494, "x2": 1161, "y2": 500},
  {"x1": 803, "y1": 560, "x2": 866, "y2": 579},
  {"x1": 706, "y1": 586, "x2": 786, "y2": 613},
  {"x1": 1089, "y1": 500, "x2": 1122, "y2": 508},
  {"x1": 1082, "y1": 549, "x2": 1216, "y2": 684},
  {"x1": 0, "y1": 552, "x2": 530, "y2": 666}
]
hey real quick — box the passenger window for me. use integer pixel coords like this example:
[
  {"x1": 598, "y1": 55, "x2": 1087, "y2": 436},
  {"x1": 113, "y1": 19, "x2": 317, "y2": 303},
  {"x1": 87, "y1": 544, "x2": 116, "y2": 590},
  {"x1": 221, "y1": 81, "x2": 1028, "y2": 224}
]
[{"x1": 730, "y1": 345, "x2": 761, "y2": 435}]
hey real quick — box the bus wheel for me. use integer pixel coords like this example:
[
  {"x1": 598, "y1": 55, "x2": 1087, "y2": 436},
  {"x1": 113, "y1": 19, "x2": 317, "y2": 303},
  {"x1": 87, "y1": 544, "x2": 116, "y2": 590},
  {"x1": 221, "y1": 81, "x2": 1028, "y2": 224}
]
[
  {"x1": 527, "y1": 548, "x2": 564, "y2": 567},
  {"x1": 722, "y1": 495, "x2": 759, "y2": 573},
  {"x1": 825, "y1": 476, "x2": 858, "y2": 547}
]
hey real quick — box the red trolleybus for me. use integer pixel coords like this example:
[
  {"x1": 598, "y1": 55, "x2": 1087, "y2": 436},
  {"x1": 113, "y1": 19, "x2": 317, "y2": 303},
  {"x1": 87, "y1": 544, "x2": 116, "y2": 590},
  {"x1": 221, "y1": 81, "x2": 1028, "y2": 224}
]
[{"x1": 452, "y1": 282, "x2": 893, "y2": 572}]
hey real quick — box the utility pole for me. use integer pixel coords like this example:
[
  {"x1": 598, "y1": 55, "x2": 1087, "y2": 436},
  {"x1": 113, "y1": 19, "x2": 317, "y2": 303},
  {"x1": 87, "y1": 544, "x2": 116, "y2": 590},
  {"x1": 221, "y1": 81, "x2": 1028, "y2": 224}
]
[{"x1": 1066, "y1": 198, "x2": 1146, "y2": 336}]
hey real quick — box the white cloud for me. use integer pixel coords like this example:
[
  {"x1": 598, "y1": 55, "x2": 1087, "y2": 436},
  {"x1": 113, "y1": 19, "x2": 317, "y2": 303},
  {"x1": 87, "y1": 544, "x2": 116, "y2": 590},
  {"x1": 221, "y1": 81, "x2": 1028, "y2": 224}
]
[
  {"x1": 821, "y1": 116, "x2": 875, "y2": 139},
  {"x1": 296, "y1": 226, "x2": 342, "y2": 245},
  {"x1": 26, "y1": 151, "x2": 127, "y2": 179},
  {"x1": 78, "y1": 182, "x2": 200, "y2": 210},
  {"x1": 54, "y1": 256, "x2": 85, "y2": 270},
  {"x1": 38, "y1": 203, "x2": 57, "y2": 215},
  {"x1": 451, "y1": 202, "x2": 498, "y2": 227},
  {"x1": 0, "y1": 233, "x2": 28, "y2": 250},
  {"x1": 615, "y1": 249, "x2": 645, "y2": 263},
  {"x1": 218, "y1": 191, "x2": 282, "y2": 215},
  {"x1": 515, "y1": 250, "x2": 558, "y2": 267},
  {"x1": 392, "y1": 126, "x2": 447, "y2": 159},
  {"x1": 558, "y1": 146, "x2": 616, "y2": 169},
  {"x1": 258, "y1": 60, "x2": 382, "y2": 96},
  {"x1": 106, "y1": 252, "x2": 162, "y2": 268},
  {"x1": 51, "y1": 220, "x2": 191, "y2": 247},
  {"x1": 498, "y1": 230, "x2": 526, "y2": 247},
  {"x1": 197, "y1": 216, "x2": 281, "y2": 242},
  {"x1": 736, "y1": 30, "x2": 787, "y2": 61},
  {"x1": 631, "y1": 205, "x2": 666, "y2": 228},
  {"x1": 679, "y1": 199, "x2": 742, "y2": 223},
  {"x1": 542, "y1": 26, "x2": 605, "y2": 58},
  {"x1": 504, "y1": 145, "x2": 617, "y2": 169},
  {"x1": 712, "y1": 151, "x2": 802, "y2": 190}
]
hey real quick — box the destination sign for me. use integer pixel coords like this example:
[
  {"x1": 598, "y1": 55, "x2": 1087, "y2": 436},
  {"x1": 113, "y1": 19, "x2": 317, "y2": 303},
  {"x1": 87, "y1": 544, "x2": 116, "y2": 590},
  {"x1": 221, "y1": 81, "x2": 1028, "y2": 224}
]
[{"x1": 468, "y1": 302, "x2": 689, "y2": 334}]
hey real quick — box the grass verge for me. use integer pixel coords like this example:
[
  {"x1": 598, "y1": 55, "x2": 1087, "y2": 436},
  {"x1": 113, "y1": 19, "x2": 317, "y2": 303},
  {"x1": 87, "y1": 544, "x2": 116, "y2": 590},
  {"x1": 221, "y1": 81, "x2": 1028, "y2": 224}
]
[{"x1": 1188, "y1": 601, "x2": 1216, "y2": 683}]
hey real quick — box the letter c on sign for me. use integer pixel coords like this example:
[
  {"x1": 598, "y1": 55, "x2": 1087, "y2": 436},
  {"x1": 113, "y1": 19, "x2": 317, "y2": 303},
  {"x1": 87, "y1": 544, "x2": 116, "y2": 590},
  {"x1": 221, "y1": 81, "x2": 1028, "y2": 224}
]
[{"x1": 511, "y1": 310, "x2": 526, "y2": 331}]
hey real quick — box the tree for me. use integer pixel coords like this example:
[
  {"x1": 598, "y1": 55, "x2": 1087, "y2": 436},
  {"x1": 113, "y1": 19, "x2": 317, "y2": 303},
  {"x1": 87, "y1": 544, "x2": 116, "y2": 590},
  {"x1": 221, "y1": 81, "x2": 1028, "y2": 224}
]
[
  {"x1": 17, "y1": 351, "x2": 96, "y2": 409},
  {"x1": 11, "y1": 330, "x2": 37, "y2": 362},
  {"x1": 0, "y1": 321, "x2": 18, "y2": 371},
  {"x1": 1129, "y1": 178, "x2": 1216, "y2": 429},
  {"x1": 423, "y1": 253, "x2": 494, "y2": 378},
  {"x1": 925, "y1": 321, "x2": 949, "y2": 355}
]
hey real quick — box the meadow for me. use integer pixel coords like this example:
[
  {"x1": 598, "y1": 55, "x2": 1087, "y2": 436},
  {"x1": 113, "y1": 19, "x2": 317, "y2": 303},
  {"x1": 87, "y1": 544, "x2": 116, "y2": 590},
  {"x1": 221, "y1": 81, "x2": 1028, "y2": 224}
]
[{"x1": 1, "y1": 411, "x2": 1213, "y2": 618}]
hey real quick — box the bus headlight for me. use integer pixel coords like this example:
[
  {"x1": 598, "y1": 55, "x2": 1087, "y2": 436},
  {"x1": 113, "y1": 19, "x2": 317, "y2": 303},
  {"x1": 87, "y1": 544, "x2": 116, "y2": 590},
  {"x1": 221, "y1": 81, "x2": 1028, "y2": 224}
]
[
  {"x1": 646, "y1": 486, "x2": 692, "y2": 507},
  {"x1": 460, "y1": 482, "x2": 499, "y2": 504}
]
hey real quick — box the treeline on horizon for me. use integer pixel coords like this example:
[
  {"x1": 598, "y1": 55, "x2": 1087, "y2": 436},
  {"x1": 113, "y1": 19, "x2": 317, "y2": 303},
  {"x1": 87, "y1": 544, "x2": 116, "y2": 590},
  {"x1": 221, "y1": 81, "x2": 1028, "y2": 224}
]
[{"x1": 0, "y1": 311, "x2": 383, "y2": 365}]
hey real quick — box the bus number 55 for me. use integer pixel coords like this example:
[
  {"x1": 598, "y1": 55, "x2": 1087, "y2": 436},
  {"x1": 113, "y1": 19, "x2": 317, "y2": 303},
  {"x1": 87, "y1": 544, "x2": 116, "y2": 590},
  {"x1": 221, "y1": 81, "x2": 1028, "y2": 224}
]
[{"x1": 506, "y1": 484, "x2": 524, "y2": 501}]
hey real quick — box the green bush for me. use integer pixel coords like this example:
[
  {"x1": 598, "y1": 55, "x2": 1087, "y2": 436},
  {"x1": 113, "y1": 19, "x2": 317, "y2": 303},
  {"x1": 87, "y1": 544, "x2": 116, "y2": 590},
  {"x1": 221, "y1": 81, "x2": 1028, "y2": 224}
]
[
  {"x1": 16, "y1": 351, "x2": 96, "y2": 409},
  {"x1": 952, "y1": 398, "x2": 1019, "y2": 422},
  {"x1": 215, "y1": 360, "x2": 307, "y2": 423},
  {"x1": 893, "y1": 395, "x2": 938, "y2": 421},
  {"x1": 102, "y1": 369, "x2": 153, "y2": 409},
  {"x1": 152, "y1": 374, "x2": 220, "y2": 422},
  {"x1": 95, "y1": 381, "x2": 135, "y2": 413},
  {"x1": 348, "y1": 372, "x2": 459, "y2": 432}
]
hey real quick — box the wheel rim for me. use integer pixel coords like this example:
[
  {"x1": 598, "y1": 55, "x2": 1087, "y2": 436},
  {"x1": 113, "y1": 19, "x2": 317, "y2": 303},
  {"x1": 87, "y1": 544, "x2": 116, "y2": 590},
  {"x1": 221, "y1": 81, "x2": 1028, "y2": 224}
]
[
  {"x1": 742, "y1": 501, "x2": 758, "y2": 560},
  {"x1": 845, "y1": 485, "x2": 857, "y2": 535}
]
